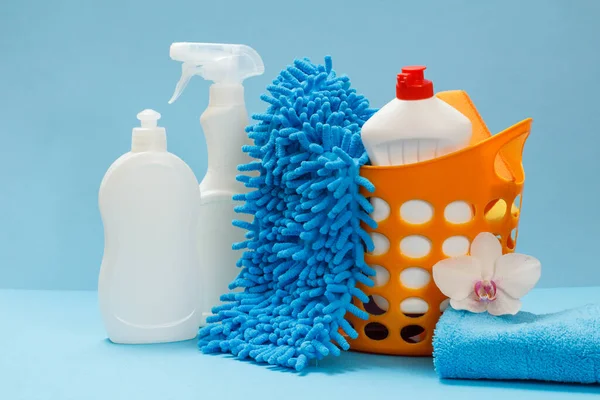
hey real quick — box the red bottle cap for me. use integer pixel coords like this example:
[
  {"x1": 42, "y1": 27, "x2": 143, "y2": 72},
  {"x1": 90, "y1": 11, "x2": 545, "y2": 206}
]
[{"x1": 396, "y1": 66, "x2": 434, "y2": 100}]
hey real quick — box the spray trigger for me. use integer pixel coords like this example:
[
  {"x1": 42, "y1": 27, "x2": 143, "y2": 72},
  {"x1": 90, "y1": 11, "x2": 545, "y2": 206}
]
[{"x1": 168, "y1": 63, "x2": 202, "y2": 104}]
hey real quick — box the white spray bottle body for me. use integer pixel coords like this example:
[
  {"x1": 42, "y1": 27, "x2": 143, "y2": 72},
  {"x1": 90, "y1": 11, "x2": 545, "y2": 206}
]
[
  {"x1": 197, "y1": 84, "x2": 252, "y2": 324},
  {"x1": 169, "y1": 43, "x2": 264, "y2": 325}
]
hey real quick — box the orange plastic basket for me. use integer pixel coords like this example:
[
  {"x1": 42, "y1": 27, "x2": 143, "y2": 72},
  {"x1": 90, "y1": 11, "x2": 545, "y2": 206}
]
[{"x1": 348, "y1": 90, "x2": 532, "y2": 356}]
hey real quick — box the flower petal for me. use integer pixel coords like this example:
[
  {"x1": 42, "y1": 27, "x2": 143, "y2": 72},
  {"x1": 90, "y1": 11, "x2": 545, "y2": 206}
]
[
  {"x1": 494, "y1": 253, "x2": 541, "y2": 299},
  {"x1": 450, "y1": 294, "x2": 487, "y2": 313},
  {"x1": 470, "y1": 232, "x2": 502, "y2": 280},
  {"x1": 487, "y1": 289, "x2": 522, "y2": 316},
  {"x1": 433, "y1": 256, "x2": 482, "y2": 301}
]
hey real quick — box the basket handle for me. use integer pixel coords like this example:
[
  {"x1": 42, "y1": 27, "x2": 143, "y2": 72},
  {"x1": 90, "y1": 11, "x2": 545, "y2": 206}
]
[{"x1": 485, "y1": 118, "x2": 532, "y2": 184}]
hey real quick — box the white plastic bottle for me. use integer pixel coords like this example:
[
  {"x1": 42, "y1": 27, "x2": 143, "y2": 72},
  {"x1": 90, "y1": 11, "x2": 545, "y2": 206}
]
[
  {"x1": 361, "y1": 66, "x2": 473, "y2": 315},
  {"x1": 98, "y1": 109, "x2": 201, "y2": 344},
  {"x1": 362, "y1": 65, "x2": 472, "y2": 166},
  {"x1": 168, "y1": 43, "x2": 264, "y2": 325}
]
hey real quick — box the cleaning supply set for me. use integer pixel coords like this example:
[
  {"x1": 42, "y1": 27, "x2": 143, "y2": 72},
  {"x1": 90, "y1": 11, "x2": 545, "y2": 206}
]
[{"x1": 96, "y1": 40, "x2": 597, "y2": 384}]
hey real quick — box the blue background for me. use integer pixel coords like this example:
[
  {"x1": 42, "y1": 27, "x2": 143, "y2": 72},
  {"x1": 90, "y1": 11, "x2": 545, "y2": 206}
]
[{"x1": 1, "y1": 0, "x2": 599, "y2": 290}]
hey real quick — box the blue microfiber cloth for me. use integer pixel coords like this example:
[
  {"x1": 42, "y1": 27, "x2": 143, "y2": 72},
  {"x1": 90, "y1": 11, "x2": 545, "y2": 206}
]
[
  {"x1": 433, "y1": 305, "x2": 600, "y2": 384},
  {"x1": 198, "y1": 56, "x2": 377, "y2": 371}
]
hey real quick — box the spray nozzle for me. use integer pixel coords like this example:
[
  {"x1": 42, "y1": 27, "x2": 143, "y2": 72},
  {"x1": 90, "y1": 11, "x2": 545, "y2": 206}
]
[{"x1": 168, "y1": 43, "x2": 264, "y2": 104}]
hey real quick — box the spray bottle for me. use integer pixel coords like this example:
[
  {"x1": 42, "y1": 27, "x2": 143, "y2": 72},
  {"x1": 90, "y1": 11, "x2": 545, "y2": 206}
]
[{"x1": 168, "y1": 43, "x2": 264, "y2": 325}]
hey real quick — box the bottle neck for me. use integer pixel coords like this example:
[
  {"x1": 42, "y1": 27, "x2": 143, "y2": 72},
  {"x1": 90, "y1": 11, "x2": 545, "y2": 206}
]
[
  {"x1": 209, "y1": 83, "x2": 244, "y2": 106},
  {"x1": 131, "y1": 127, "x2": 167, "y2": 152}
]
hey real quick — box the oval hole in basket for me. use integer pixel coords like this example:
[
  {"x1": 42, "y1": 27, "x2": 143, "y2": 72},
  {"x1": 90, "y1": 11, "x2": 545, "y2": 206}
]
[
  {"x1": 370, "y1": 233, "x2": 390, "y2": 255},
  {"x1": 400, "y1": 235, "x2": 432, "y2": 259},
  {"x1": 495, "y1": 233, "x2": 503, "y2": 246},
  {"x1": 401, "y1": 325, "x2": 427, "y2": 344},
  {"x1": 372, "y1": 265, "x2": 390, "y2": 287},
  {"x1": 400, "y1": 267, "x2": 431, "y2": 289},
  {"x1": 512, "y1": 194, "x2": 522, "y2": 217},
  {"x1": 444, "y1": 201, "x2": 475, "y2": 224},
  {"x1": 400, "y1": 200, "x2": 434, "y2": 225},
  {"x1": 365, "y1": 322, "x2": 389, "y2": 341},
  {"x1": 369, "y1": 197, "x2": 391, "y2": 222},
  {"x1": 401, "y1": 297, "x2": 429, "y2": 318},
  {"x1": 484, "y1": 199, "x2": 508, "y2": 222},
  {"x1": 363, "y1": 295, "x2": 389, "y2": 315},
  {"x1": 442, "y1": 236, "x2": 470, "y2": 257}
]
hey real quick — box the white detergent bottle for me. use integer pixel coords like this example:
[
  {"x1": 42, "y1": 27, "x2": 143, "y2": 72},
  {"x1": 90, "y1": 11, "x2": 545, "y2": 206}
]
[
  {"x1": 362, "y1": 66, "x2": 472, "y2": 166},
  {"x1": 361, "y1": 66, "x2": 473, "y2": 315},
  {"x1": 168, "y1": 43, "x2": 264, "y2": 325},
  {"x1": 98, "y1": 109, "x2": 201, "y2": 344}
]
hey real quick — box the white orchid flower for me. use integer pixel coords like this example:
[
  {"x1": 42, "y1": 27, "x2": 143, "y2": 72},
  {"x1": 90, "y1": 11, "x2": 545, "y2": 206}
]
[{"x1": 432, "y1": 232, "x2": 541, "y2": 316}]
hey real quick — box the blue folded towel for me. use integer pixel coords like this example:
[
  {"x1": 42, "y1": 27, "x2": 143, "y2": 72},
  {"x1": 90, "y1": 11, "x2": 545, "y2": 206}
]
[{"x1": 433, "y1": 305, "x2": 600, "y2": 384}]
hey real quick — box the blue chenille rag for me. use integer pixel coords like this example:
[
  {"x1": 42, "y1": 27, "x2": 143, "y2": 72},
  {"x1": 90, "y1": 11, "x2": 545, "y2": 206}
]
[
  {"x1": 433, "y1": 305, "x2": 600, "y2": 383},
  {"x1": 198, "y1": 56, "x2": 378, "y2": 371}
]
